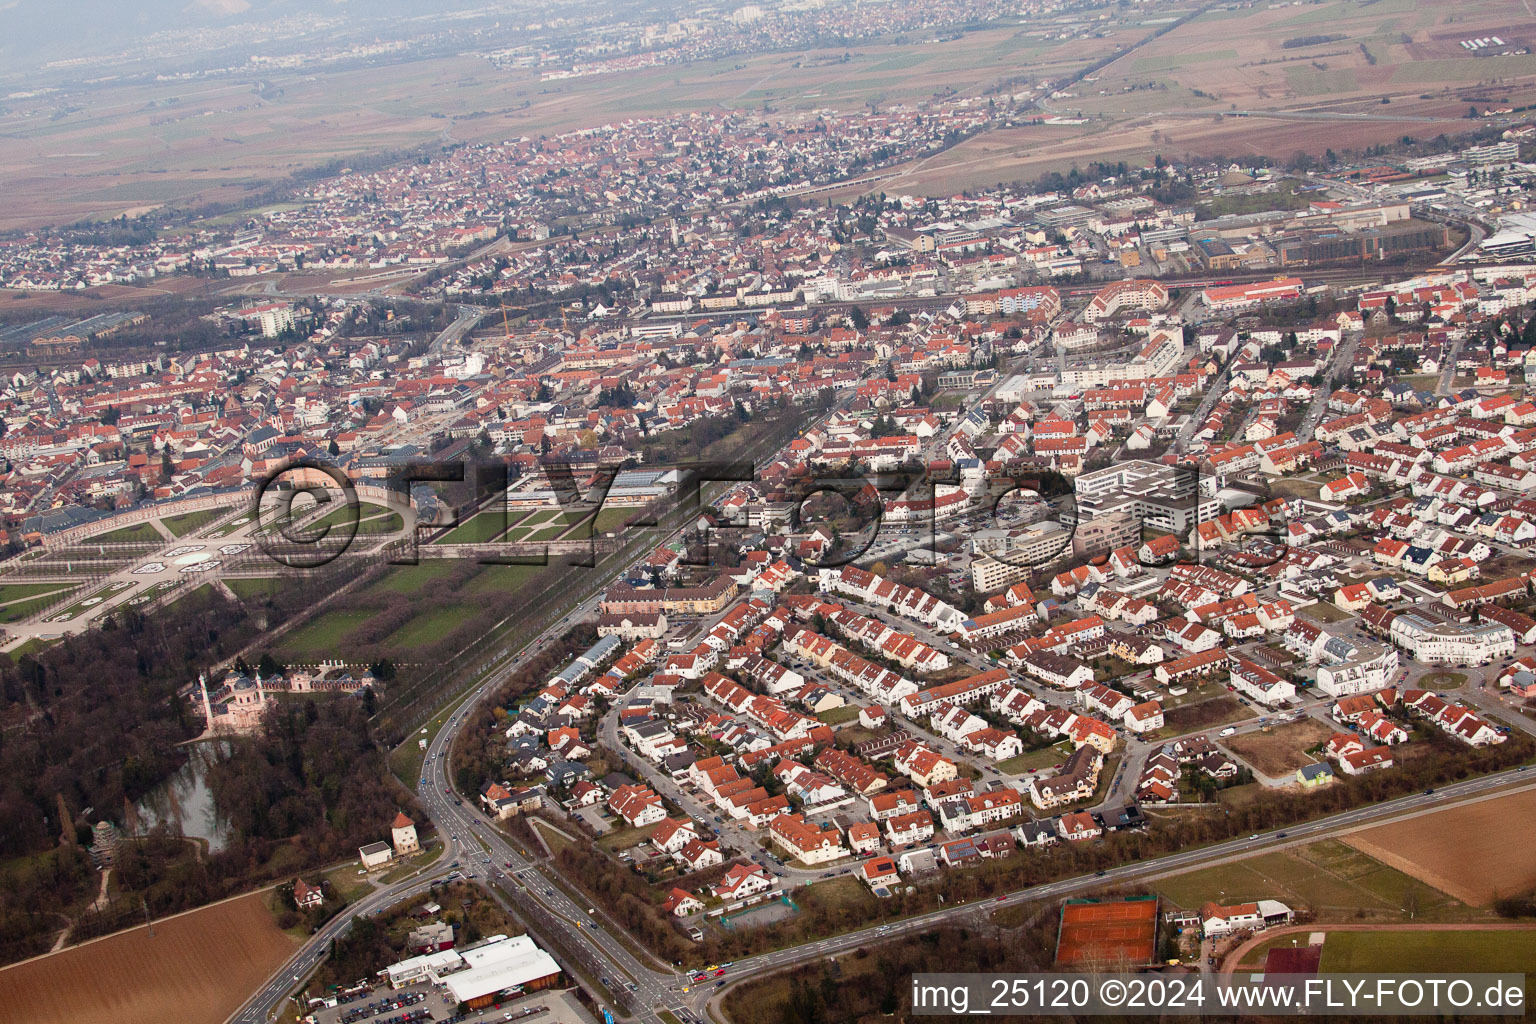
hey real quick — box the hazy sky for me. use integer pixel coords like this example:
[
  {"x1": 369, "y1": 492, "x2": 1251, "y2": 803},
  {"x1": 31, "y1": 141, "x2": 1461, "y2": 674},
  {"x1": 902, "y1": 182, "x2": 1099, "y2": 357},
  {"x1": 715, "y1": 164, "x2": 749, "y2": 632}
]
[{"x1": 0, "y1": 0, "x2": 526, "y2": 72}]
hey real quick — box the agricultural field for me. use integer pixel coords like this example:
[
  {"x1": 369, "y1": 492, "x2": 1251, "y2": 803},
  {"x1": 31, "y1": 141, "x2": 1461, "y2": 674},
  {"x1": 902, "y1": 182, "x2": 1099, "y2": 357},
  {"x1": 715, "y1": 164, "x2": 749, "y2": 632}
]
[
  {"x1": 1344, "y1": 787, "x2": 1536, "y2": 906},
  {"x1": 0, "y1": 0, "x2": 1525, "y2": 237},
  {"x1": 0, "y1": 891, "x2": 298, "y2": 1024},
  {"x1": 874, "y1": 0, "x2": 1534, "y2": 194},
  {"x1": 1223, "y1": 720, "x2": 1333, "y2": 777},
  {"x1": 1155, "y1": 839, "x2": 1470, "y2": 922}
]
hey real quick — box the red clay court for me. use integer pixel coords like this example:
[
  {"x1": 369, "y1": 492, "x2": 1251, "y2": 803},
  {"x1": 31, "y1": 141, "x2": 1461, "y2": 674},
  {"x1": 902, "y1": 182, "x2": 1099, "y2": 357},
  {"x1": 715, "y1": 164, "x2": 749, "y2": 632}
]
[{"x1": 1054, "y1": 896, "x2": 1160, "y2": 968}]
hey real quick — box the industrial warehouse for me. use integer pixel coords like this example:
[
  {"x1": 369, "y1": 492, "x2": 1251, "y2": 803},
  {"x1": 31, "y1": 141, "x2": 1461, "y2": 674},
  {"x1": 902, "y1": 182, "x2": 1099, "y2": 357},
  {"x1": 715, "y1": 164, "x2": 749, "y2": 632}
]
[{"x1": 384, "y1": 934, "x2": 563, "y2": 1010}]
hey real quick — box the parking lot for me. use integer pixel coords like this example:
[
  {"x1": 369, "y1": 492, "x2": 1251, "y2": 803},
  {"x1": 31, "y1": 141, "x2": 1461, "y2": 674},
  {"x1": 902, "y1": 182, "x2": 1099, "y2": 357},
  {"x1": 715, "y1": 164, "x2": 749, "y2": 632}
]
[{"x1": 307, "y1": 982, "x2": 597, "y2": 1024}]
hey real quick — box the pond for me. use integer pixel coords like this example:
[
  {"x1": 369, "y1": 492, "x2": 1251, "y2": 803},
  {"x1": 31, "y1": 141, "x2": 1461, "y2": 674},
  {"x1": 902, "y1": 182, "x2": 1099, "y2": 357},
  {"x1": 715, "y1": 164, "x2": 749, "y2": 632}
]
[{"x1": 132, "y1": 740, "x2": 235, "y2": 853}]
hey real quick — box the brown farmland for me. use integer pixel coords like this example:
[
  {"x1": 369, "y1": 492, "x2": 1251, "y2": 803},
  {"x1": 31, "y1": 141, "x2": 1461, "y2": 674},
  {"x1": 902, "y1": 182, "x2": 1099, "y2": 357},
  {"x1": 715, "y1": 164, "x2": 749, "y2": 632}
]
[
  {"x1": 0, "y1": 891, "x2": 298, "y2": 1024},
  {"x1": 1344, "y1": 787, "x2": 1536, "y2": 906}
]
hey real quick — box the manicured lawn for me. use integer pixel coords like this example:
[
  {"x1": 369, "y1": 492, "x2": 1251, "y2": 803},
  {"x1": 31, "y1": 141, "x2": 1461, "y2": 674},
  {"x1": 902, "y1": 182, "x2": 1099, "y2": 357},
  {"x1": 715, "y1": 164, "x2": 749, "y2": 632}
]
[
  {"x1": 462, "y1": 564, "x2": 546, "y2": 597},
  {"x1": 162, "y1": 508, "x2": 225, "y2": 537},
  {"x1": 206, "y1": 515, "x2": 252, "y2": 538},
  {"x1": 128, "y1": 579, "x2": 183, "y2": 605},
  {"x1": 437, "y1": 511, "x2": 512, "y2": 544},
  {"x1": 527, "y1": 525, "x2": 567, "y2": 542},
  {"x1": 384, "y1": 607, "x2": 473, "y2": 650},
  {"x1": 225, "y1": 577, "x2": 288, "y2": 601},
  {"x1": 276, "y1": 609, "x2": 375, "y2": 657},
  {"x1": 529, "y1": 818, "x2": 578, "y2": 859},
  {"x1": 49, "y1": 586, "x2": 128, "y2": 621},
  {"x1": 0, "y1": 588, "x2": 79, "y2": 624},
  {"x1": 363, "y1": 561, "x2": 462, "y2": 596},
  {"x1": 88, "y1": 521, "x2": 162, "y2": 543},
  {"x1": 356, "y1": 511, "x2": 405, "y2": 535},
  {"x1": 0, "y1": 582, "x2": 75, "y2": 605},
  {"x1": 297, "y1": 501, "x2": 389, "y2": 537},
  {"x1": 1320, "y1": 929, "x2": 1536, "y2": 973},
  {"x1": 595, "y1": 506, "x2": 636, "y2": 534}
]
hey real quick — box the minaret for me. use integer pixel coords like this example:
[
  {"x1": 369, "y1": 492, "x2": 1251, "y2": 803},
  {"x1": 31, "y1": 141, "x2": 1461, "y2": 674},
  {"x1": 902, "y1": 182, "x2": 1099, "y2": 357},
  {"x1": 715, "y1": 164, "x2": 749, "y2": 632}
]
[
  {"x1": 255, "y1": 671, "x2": 265, "y2": 709},
  {"x1": 199, "y1": 672, "x2": 214, "y2": 725}
]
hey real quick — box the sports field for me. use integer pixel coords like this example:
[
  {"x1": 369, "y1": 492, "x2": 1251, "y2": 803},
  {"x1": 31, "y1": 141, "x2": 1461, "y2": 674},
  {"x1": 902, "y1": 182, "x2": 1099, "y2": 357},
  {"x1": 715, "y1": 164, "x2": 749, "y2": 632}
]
[
  {"x1": 1155, "y1": 839, "x2": 1468, "y2": 922},
  {"x1": 1054, "y1": 897, "x2": 1159, "y2": 968},
  {"x1": 1319, "y1": 928, "x2": 1536, "y2": 973},
  {"x1": 0, "y1": 890, "x2": 298, "y2": 1024}
]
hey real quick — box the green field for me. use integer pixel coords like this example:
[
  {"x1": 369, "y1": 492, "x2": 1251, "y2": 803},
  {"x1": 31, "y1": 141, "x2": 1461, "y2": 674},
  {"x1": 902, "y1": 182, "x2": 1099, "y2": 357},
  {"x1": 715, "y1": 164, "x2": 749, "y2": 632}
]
[
  {"x1": 225, "y1": 577, "x2": 288, "y2": 601},
  {"x1": 595, "y1": 506, "x2": 635, "y2": 534},
  {"x1": 384, "y1": 607, "x2": 473, "y2": 650},
  {"x1": 460, "y1": 564, "x2": 547, "y2": 596},
  {"x1": 362, "y1": 561, "x2": 462, "y2": 596},
  {"x1": 1156, "y1": 840, "x2": 1469, "y2": 922},
  {"x1": 357, "y1": 511, "x2": 405, "y2": 535},
  {"x1": 276, "y1": 609, "x2": 375, "y2": 656},
  {"x1": 815, "y1": 705, "x2": 861, "y2": 726},
  {"x1": 997, "y1": 744, "x2": 1073, "y2": 776},
  {"x1": 437, "y1": 511, "x2": 513, "y2": 544},
  {"x1": 1320, "y1": 929, "x2": 1536, "y2": 973},
  {"x1": 0, "y1": 587, "x2": 79, "y2": 624},
  {"x1": 0, "y1": 582, "x2": 76, "y2": 606},
  {"x1": 162, "y1": 508, "x2": 227, "y2": 537},
  {"x1": 88, "y1": 521, "x2": 162, "y2": 543}
]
